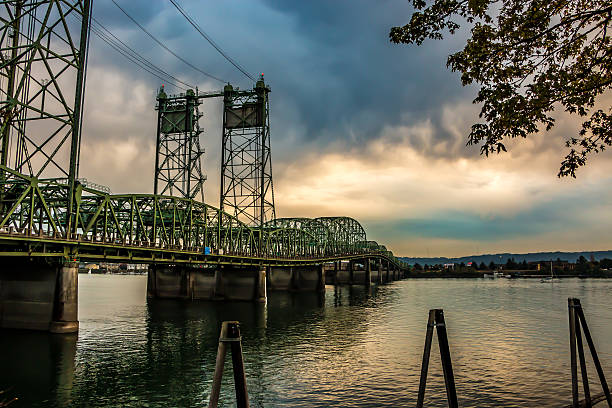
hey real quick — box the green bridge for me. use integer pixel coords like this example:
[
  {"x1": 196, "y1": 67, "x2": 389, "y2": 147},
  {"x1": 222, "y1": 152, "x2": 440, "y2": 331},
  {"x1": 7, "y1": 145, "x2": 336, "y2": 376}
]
[{"x1": 0, "y1": 0, "x2": 408, "y2": 333}]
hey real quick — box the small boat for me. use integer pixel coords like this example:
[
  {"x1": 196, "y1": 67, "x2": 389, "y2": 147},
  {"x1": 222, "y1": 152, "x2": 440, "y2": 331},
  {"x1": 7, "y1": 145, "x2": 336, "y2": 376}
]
[
  {"x1": 484, "y1": 271, "x2": 505, "y2": 279},
  {"x1": 540, "y1": 262, "x2": 558, "y2": 283}
]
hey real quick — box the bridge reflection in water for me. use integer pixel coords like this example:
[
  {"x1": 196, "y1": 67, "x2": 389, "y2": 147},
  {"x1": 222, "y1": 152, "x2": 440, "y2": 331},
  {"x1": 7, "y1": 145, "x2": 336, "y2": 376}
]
[{"x1": 0, "y1": 276, "x2": 395, "y2": 407}]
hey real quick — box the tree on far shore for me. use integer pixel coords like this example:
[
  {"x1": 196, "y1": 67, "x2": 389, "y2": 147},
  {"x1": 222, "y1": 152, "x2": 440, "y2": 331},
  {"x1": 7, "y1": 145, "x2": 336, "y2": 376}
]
[{"x1": 390, "y1": 0, "x2": 611, "y2": 177}]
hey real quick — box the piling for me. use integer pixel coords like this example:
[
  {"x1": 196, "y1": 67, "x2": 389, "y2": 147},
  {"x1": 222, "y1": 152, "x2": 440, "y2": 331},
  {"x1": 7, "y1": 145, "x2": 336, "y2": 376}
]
[
  {"x1": 417, "y1": 308, "x2": 458, "y2": 408},
  {"x1": 208, "y1": 321, "x2": 249, "y2": 408},
  {"x1": 567, "y1": 298, "x2": 612, "y2": 408}
]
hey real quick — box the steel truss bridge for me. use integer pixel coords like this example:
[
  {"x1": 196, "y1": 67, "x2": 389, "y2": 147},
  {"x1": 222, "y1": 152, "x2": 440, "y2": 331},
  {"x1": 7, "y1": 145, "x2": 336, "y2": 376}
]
[
  {"x1": 0, "y1": 164, "x2": 406, "y2": 269},
  {"x1": 0, "y1": 0, "x2": 408, "y2": 271}
]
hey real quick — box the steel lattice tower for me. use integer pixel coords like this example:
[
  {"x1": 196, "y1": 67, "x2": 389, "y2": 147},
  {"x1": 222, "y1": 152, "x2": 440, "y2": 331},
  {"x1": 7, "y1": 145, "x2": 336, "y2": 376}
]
[
  {"x1": 220, "y1": 76, "x2": 275, "y2": 227},
  {"x1": 0, "y1": 0, "x2": 91, "y2": 232},
  {"x1": 154, "y1": 87, "x2": 206, "y2": 202}
]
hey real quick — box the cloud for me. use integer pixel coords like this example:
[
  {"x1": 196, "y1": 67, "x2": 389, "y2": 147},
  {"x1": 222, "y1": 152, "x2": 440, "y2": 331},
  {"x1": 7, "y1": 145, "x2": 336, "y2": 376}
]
[{"x1": 69, "y1": 1, "x2": 612, "y2": 256}]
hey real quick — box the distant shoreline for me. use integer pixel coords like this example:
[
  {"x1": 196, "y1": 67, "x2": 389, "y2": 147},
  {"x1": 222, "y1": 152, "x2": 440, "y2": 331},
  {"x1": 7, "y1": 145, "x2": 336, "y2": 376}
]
[{"x1": 405, "y1": 272, "x2": 612, "y2": 279}]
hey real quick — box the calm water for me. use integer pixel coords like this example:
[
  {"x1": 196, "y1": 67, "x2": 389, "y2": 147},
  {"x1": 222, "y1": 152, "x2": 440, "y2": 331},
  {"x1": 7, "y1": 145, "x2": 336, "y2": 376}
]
[{"x1": 1, "y1": 275, "x2": 612, "y2": 407}]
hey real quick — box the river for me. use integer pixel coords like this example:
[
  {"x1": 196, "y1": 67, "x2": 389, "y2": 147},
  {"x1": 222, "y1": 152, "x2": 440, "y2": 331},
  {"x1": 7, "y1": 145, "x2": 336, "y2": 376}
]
[{"x1": 1, "y1": 275, "x2": 611, "y2": 407}]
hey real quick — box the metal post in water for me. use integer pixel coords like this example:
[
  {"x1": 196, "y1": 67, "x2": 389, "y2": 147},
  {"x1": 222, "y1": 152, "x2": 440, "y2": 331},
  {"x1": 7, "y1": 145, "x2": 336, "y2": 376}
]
[
  {"x1": 435, "y1": 309, "x2": 458, "y2": 408},
  {"x1": 568, "y1": 298, "x2": 612, "y2": 408},
  {"x1": 416, "y1": 309, "x2": 458, "y2": 408},
  {"x1": 208, "y1": 321, "x2": 250, "y2": 408},
  {"x1": 416, "y1": 310, "x2": 436, "y2": 408},
  {"x1": 228, "y1": 322, "x2": 249, "y2": 407},
  {"x1": 569, "y1": 298, "x2": 580, "y2": 408}
]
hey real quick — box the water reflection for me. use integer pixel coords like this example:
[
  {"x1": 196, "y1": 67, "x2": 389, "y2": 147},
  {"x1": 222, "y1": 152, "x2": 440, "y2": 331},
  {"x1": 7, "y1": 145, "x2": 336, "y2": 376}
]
[
  {"x1": 2, "y1": 276, "x2": 612, "y2": 407},
  {"x1": 0, "y1": 331, "x2": 77, "y2": 407}
]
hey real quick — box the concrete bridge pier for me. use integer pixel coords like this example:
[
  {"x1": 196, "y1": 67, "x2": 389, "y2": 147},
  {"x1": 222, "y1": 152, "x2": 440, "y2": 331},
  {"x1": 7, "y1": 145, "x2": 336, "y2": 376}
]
[
  {"x1": 329, "y1": 261, "x2": 350, "y2": 285},
  {"x1": 147, "y1": 264, "x2": 266, "y2": 302},
  {"x1": 0, "y1": 259, "x2": 78, "y2": 333},
  {"x1": 268, "y1": 265, "x2": 325, "y2": 292},
  {"x1": 330, "y1": 261, "x2": 339, "y2": 285},
  {"x1": 384, "y1": 261, "x2": 391, "y2": 283},
  {"x1": 323, "y1": 259, "x2": 402, "y2": 286}
]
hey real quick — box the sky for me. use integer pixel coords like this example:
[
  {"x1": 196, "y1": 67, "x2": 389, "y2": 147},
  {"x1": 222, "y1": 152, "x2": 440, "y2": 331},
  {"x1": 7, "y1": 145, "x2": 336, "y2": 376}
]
[{"x1": 76, "y1": 0, "x2": 612, "y2": 257}]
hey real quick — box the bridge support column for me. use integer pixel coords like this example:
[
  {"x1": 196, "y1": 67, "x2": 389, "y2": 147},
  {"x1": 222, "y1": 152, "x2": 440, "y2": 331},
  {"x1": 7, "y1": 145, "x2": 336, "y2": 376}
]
[
  {"x1": 213, "y1": 266, "x2": 266, "y2": 302},
  {"x1": 50, "y1": 262, "x2": 79, "y2": 334},
  {"x1": 377, "y1": 260, "x2": 383, "y2": 284},
  {"x1": 268, "y1": 265, "x2": 325, "y2": 292},
  {"x1": 365, "y1": 259, "x2": 372, "y2": 287},
  {"x1": 348, "y1": 261, "x2": 364, "y2": 285},
  {"x1": 326, "y1": 261, "x2": 340, "y2": 286},
  {"x1": 328, "y1": 261, "x2": 339, "y2": 286},
  {"x1": 0, "y1": 259, "x2": 78, "y2": 333},
  {"x1": 256, "y1": 268, "x2": 267, "y2": 302},
  {"x1": 147, "y1": 265, "x2": 266, "y2": 302},
  {"x1": 334, "y1": 261, "x2": 351, "y2": 285},
  {"x1": 318, "y1": 264, "x2": 326, "y2": 292},
  {"x1": 268, "y1": 266, "x2": 294, "y2": 291},
  {"x1": 147, "y1": 264, "x2": 196, "y2": 299}
]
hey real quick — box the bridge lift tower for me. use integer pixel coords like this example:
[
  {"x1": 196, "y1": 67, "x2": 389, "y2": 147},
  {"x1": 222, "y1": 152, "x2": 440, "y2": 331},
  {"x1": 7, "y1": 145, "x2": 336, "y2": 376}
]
[
  {"x1": 220, "y1": 76, "x2": 275, "y2": 227},
  {"x1": 154, "y1": 87, "x2": 206, "y2": 202},
  {"x1": 164, "y1": 76, "x2": 276, "y2": 228}
]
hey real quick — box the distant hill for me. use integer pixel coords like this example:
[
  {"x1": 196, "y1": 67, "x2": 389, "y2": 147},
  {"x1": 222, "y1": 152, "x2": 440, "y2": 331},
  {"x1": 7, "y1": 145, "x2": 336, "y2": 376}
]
[{"x1": 400, "y1": 251, "x2": 612, "y2": 266}]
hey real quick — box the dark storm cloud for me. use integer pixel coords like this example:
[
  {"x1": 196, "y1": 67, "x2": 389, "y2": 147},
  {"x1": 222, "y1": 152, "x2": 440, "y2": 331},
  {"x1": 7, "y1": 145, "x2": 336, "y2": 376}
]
[
  {"x1": 84, "y1": 0, "x2": 475, "y2": 158},
  {"x1": 256, "y1": 0, "x2": 474, "y2": 150}
]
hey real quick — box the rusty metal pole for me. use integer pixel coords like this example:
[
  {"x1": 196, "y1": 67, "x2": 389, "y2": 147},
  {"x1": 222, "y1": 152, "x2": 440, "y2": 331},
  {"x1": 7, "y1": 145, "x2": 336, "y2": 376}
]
[
  {"x1": 228, "y1": 322, "x2": 250, "y2": 408},
  {"x1": 208, "y1": 321, "x2": 250, "y2": 408},
  {"x1": 569, "y1": 298, "x2": 580, "y2": 408},
  {"x1": 435, "y1": 309, "x2": 459, "y2": 408},
  {"x1": 417, "y1": 309, "x2": 458, "y2": 408},
  {"x1": 575, "y1": 320, "x2": 592, "y2": 407},
  {"x1": 416, "y1": 310, "x2": 436, "y2": 408},
  {"x1": 208, "y1": 322, "x2": 229, "y2": 408},
  {"x1": 575, "y1": 299, "x2": 612, "y2": 408}
]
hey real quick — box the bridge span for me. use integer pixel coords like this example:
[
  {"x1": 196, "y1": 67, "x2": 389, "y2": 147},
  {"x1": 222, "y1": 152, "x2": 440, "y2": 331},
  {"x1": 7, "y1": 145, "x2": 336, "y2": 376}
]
[
  {"x1": 0, "y1": 163, "x2": 407, "y2": 332},
  {"x1": 0, "y1": 0, "x2": 408, "y2": 333}
]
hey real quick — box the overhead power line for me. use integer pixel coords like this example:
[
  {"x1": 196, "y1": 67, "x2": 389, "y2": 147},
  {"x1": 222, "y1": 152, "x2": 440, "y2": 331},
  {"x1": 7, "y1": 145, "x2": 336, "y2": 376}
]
[
  {"x1": 89, "y1": 16, "x2": 194, "y2": 91},
  {"x1": 168, "y1": 0, "x2": 256, "y2": 82},
  {"x1": 80, "y1": 16, "x2": 191, "y2": 91},
  {"x1": 71, "y1": 13, "x2": 192, "y2": 91},
  {"x1": 110, "y1": 0, "x2": 225, "y2": 84}
]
